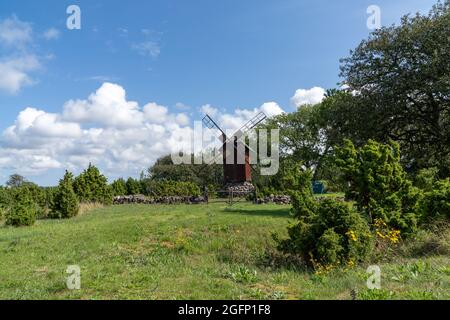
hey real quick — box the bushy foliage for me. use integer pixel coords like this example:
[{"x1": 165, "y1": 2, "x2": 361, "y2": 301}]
[
  {"x1": 125, "y1": 177, "x2": 142, "y2": 195},
  {"x1": 336, "y1": 139, "x2": 421, "y2": 234},
  {"x1": 142, "y1": 180, "x2": 200, "y2": 197},
  {"x1": 5, "y1": 187, "x2": 37, "y2": 227},
  {"x1": 279, "y1": 161, "x2": 316, "y2": 220},
  {"x1": 51, "y1": 171, "x2": 79, "y2": 219},
  {"x1": 111, "y1": 178, "x2": 127, "y2": 196},
  {"x1": 25, "y1": 182, "x2": 48, "y2": 218},
  {"x1": 0, "y1": 186, "x2": 11, "y2": 220},
  {"x1": 414, "y1": 167, "x2": 439, "y2": 192},
  {"x1": 277, "y1": 199, "x2": 373, "y2": 267},
  {"x1": 73, "y1": 164, "x2": 113, "y2": 204},
  {"x1": 418, "y1": 179, "x2": 450, "y2": 223}
]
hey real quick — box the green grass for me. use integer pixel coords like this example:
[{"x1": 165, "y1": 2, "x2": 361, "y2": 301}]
[{"x1": 0, "y1": 203, "x2": 448, "y2": 300}]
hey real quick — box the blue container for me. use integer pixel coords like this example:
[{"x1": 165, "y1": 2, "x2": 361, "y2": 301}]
[{"x1": 312, "y1": 181, "x2": 326, "y2": 194}]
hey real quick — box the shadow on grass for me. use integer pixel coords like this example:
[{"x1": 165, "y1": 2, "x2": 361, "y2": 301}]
[{"x1": 222, "y1": 206, "x2": 291, "y2": 218}]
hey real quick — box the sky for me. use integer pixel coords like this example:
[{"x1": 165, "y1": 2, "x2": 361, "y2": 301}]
[{"x1": 0, "y1": 0, "x2": 437, "y2": 186}]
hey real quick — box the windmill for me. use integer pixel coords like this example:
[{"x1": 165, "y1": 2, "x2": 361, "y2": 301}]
[{"x1": 202, "y1": 112, "x2": 267, "y2": 185}]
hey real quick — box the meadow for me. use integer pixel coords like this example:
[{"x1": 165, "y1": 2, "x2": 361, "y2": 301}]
[{"x1": 0, "y1": 202, "x2": 448, "y2": 300}]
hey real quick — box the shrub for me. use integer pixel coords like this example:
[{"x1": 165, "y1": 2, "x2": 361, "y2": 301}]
[
  {"x1": 125, "y1": 177, "x2": 141, "y2": 195},
  {"x1": 277, "y1": 199, "x2": 374, "y2": 267},
  {"x1": 5, "y1": 187, "x2": 37, "y2": 227},
  {"x1": 73, "y1": 164, "x2": 113, "y2": 204},
  {"x1": 0, "y1": 186, "x2": 12, "y2": 220},
  {"x1": 336, "y1": 139, "x2": 421, "y2": 234},
  {"x1": 414, "y1": 167, "x2": 439, "y2": 192},
  {"x1": 142, "y1": 180, "x2": 200, "y2": 197},
  {"x1": 418, "y1": 179, "x2": 450, "y2": 223},
  {"x1": 25, "y1": 182, "x2": 48, "y2": 218},
  {"x1": 51, "y1": 171, "x2": 79, "y2": 219},
  {"x1": 279, "y1": 161, "x2": 316, "y2": 220}
]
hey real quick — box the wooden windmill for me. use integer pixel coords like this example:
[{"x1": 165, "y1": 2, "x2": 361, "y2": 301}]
[{"x1": 202, "y1": 112, "x2": 267, "y2": 184}]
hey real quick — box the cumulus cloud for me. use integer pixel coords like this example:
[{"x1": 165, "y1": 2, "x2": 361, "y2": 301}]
[
  {"x1": 1, "y1": 83, "x2": 286, "y2": 180},
  {"x1": 291, "y1": 87, "x2": 325, "y2": 107},
  {"x1": 208, "y1": 102, "x2": 284, "y2": 134}
]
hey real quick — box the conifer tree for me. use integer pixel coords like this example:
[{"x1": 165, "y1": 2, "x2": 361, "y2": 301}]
[{"x1": 52, "y1": 171, "x2": 79, "y2": 219}]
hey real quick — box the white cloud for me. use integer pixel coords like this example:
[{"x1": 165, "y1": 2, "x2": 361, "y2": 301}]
[
  {"x1": 260, "y1": 102, "x2": 285, "y2": 117},
  {"x1": 43, "y1": 28, "x2": 60, "y2": 40},
  {"x1": 0, "y1": 16, "x2": 43, "y2": 94},
  {"x1": 0, "y1": 55, "x2": 40, "y2": 94},
  {"x1": 0, "y1": 15, "x2": 32, "y2": 47},
  {"x1": 143, "y1": 102, "x2": 168, "y2": 123},
  {"x1": 62, "y1": 82, "x2": 143, "y2": 128},
  {"x1": 291, "y1": 87, "x2": 325, "y2": 107},
  {"x1": 207, "y1": 102, "x2": 284, "y2": 134},
  {"x1": 1, "y1": 83, "x2": 285, "y2": 181},
  {"x1": 175, "y1": 102, "x2": 190, "y2": 110},
  {"x1": 201, "y1": 104, "x2": 219, "y2": 118}
]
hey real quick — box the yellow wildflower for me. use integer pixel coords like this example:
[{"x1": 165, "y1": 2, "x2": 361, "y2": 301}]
[{"x1": 346, "y1": 230, "x2": 358, "y2": 242}]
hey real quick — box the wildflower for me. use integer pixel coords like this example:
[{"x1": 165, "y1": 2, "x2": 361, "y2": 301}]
[
  {"x1": 346, "y1": 230, "x2": 358, "y2": 242},
  {"x1": 376, "y1": 231, "x2": 386, "y2": 239},
  {"x1": 388, "y1": 230, "x2": 400, "y2": 244}
]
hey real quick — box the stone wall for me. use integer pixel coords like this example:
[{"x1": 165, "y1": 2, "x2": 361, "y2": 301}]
[
  {"x1": 256, "y1": 194, "x2": 291, "y2": 205},
  {"x1": 113, "y1": 195, "x2": 207, "y2": 205}
]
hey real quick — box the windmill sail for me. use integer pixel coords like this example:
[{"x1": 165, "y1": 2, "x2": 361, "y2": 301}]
[{"x1": 203, "y1": 112, "x2": 267, "y2": 167}]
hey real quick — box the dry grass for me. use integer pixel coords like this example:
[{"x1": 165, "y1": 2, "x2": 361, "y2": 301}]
[{"x1": 78, "y1": 202, "x2": 104, "y2": 216}]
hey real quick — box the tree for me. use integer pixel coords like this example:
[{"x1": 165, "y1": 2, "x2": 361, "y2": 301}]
[
  {"x1": 6, "y1": 174, "x2": 26, "y2": 188},
  {"x1": 51, "y1": 171, "x2": 79, "y2": 219},
  {"x1": 340, "y1": 2, "x2": 450, "y2": 175},
  {"x1": 6, "y1": 186, "x2": 37, "y2": 227},
  {"x1": 73, "y1": 164, "x2": 112, "y2": 204},
  {"x1": 147, "y1": 154, "x2": 223, "y2": 187},
  {"x1": 336, "y1": 139, "x2": 421, "y2": 234},
  {"x1": 111, "y1": 178, "x2": 127, "y2": 196},
  {"x1": 125, "y1": 177, "x2": 141, "y2": 195}
]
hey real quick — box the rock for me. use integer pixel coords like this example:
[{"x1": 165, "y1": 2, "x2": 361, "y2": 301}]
[
  {"x1": 224, "y1": 182, "x2": 256, "y2": 197},
  {"x1": 256, "y1": 194, "x2": 291, "y2": 205},
  {"x1": 113, "y1": 194, "x2": 208, "y2": 205}
]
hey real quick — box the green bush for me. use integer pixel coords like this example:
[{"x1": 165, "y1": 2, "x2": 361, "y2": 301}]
[
  {"x1": 5, "y1": 187, "x2": 37, "y2": 227},
  {"x1": 111, "y1": 178, "x2": 127, "y2": 196},
  {"x1": 142, "y1": 180, "x2": 200, "y2": 197},
  {"x1": 0, "y1": 186, "x2": 11, "y2": 220},
  {"x1": 51, "y1": 171, "x2": 79, "y2": 219},
  {"x1": 414, "y1": 167, "x2": 439, "y2": 192},
  {"x1": 336, "y1": 139, "x2": 421, "y2": 234},
  {"x1": 125, "y1": 177, "x2": 141, "y2": 195},
  {"x1": 277, "y1": 199, "x2": 373, "y2": 267},
  {"x1": 25, "y1": 182, "x2": 48, "y2": 218},
  {"x1": 73, "y1": 164, "x2": 113, "y2": 204},
  {"x1": 418, "y1": 179, "x2": 450, "y2": 223},
  {"x1": 279, "y1": 161, "x2": 316, "y2": 220}
]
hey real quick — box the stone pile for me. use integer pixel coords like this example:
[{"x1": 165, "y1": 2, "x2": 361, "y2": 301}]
[
  {"x1": 113, "y1": 195, "x2": 207, "y2": 205},
  {"x1": 256, "y1": 194, "x2": 291, "y2": 205},
  {"x1": 223, "y1": 182, "x2": 256, "y2": 197}
]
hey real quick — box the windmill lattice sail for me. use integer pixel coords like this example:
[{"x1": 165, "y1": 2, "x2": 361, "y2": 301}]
[{"x1": 202, "y1": 112, "x2": 267, "y2": 184}]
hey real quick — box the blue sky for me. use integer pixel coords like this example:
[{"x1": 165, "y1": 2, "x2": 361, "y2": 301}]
[{"x1": 0, "y1": 0, "x2": 437, "y2": 185}]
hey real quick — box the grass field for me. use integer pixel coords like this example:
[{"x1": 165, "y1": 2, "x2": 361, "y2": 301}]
[{"x1": 0, "y1": 202, "x2": 448, "y2": 300}]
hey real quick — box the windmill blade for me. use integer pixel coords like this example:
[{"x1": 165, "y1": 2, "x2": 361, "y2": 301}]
[
  {"x1": 233, "y1": 112, "x2": 267, "y2": 140},
  {"x1": 202, "y1": 114, "x2": 226, "y2": 142},
  {"x1": 202, "y1": 112, "x2": 266, "y2": 167},
  {"x1": 217, "y1": 112, "x2": 266, "y2": 154}
]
